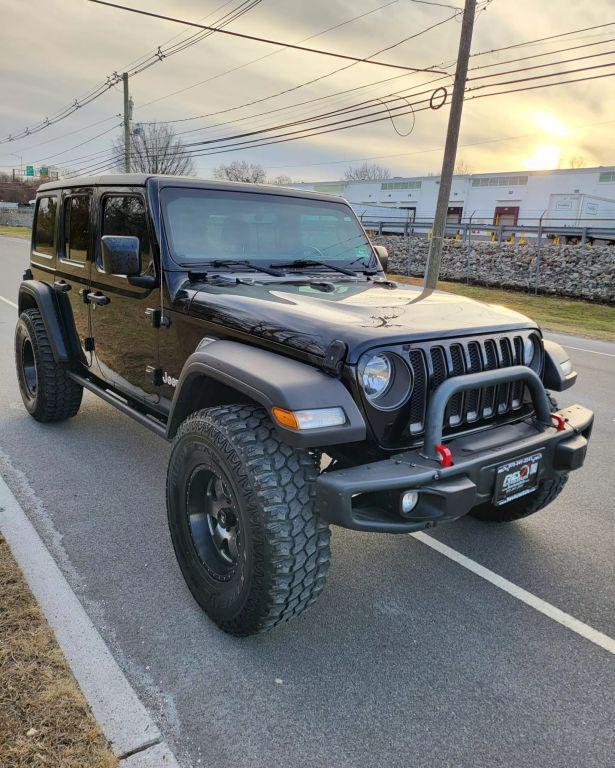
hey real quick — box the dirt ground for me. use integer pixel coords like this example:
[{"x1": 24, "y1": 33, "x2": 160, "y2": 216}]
[{"x1": 0, "y1": 536, "x2": 117, "y2": 768}]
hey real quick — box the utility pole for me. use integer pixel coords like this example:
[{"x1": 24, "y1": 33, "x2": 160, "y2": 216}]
[
  {"x1": 122, "y1": 72, "x2": 132, "y2": 173},
  {"x1": 423, "y1": 0, "x2": 476, "y2": 290}
]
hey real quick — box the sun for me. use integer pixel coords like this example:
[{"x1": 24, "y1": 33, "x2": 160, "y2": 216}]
[{"x1": 523, "y1": 144, "x2": 561, "y2": 171}]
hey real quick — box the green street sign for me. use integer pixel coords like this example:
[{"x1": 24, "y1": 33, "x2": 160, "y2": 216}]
[
  {"x1": 25, "y1": 165, "x2": 34, "y2": 177},
  {"x1": 39, "y1": 167, "x2": 49, "y2": 177}
]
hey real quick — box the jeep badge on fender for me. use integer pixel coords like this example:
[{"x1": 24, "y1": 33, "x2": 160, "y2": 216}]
[{"x1": 14, "y1": 173, "x2": 594, "y2": 636}]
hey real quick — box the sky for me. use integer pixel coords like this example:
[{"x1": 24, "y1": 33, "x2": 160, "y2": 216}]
[{"x1": 0, "y1": 0, "x2": 613, "y2": 182}]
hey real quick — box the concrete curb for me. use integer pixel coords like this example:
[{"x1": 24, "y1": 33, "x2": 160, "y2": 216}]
[{"x1": 0, "y1": 474, "x2": 181, "y2": 766}]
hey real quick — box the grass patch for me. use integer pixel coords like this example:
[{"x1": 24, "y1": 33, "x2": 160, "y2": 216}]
[
  {"x1": 390, "y1": 275, "x2": 615, "y2": 341},
  {"x1": 0, "y1": 226, "x2": 31, "y2": 239},
  {"x1": 0, "y1": 537, "x2": 117, "y2": 768}
]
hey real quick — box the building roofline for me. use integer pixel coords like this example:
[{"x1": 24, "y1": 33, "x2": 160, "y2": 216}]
[{"x1": 289, "y1": 164, "x2": 615, "y2": 187}]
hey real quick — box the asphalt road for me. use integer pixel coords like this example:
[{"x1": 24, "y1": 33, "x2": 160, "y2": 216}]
[{"x1": 1, "y1": 236, "x2": 614, "y2": 768}]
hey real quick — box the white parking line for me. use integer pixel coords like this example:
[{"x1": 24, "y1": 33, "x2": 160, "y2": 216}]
[
  {"x1": 411, "y1": 532, "x2": 615, "y2": 655},
  {"x1": 562, "y1": 344, "x2": 615, "y2": 359},
  {"x1": 0, "y1": 294, "x2": 17, "y2": 309}
]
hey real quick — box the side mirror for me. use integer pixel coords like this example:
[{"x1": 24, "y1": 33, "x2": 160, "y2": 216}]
[
  {"x1": 100, "y1": 235, "x2": 141, "y2": 276},
  {"x1": 373, "y1": 244, "x2": 388, "y2": 273}
]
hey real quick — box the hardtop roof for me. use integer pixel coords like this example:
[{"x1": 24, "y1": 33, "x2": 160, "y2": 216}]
[{"x1": 36, "y1": 173, "x2": 349, "y2": 204}]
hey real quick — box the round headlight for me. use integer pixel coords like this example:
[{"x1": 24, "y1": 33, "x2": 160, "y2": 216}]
[
  {"x1": 523, "y1": 336, "x2": 537, "y2": 366},
  {"x1": 361, "y1": 354, "x2": 392, "y2": 400}
]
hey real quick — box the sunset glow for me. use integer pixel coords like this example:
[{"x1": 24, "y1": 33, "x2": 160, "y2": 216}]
[
  {"x1": 533, "y1": 112, "x2": 573, "y2": 137},
  {"x1": 523, "y1": 144, "x2": 561, "y2": 170}
]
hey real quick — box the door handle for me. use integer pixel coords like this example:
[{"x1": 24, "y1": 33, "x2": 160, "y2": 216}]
[
  {"x1": 86, "y1": 291, "x2": 110, "y2": 306},
  {"x1": 53, "y1": 281, "x2": 71, "y2": 292}
]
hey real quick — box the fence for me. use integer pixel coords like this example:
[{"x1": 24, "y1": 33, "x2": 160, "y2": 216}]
[{"x1": 358, "y1": 213, "x2": 615, "y2": 246}]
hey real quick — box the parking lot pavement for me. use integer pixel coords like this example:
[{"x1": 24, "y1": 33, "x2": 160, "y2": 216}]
[{"x1": 1, "y1": 237, "x2": 614, "y2": 768}]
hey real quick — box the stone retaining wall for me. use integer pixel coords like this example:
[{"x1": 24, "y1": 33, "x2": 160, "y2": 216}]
[
  {"x1": 373, "y1": 235, "x2": 615, "y2": 304},
  {"x1": 0, "y1": 210, "x2": 34, "y2": 228}
]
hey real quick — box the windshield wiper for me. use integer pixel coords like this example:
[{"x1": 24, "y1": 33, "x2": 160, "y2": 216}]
[
  {"x1": 191, "y1": 259, "x2": 284, "y2": 277},
  {"x1": 271, "y1": 259, "x2": 358, "y2": 277}
]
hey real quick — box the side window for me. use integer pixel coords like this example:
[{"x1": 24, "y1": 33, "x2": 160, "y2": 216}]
[
  {"x1": 33, "y1": 195, "x2": 58, "y2": 256},
  {"x1": 101, "y1": 195, "x2": 151, "y2": 273},
  {"x1": 64, "y1": 195, "x2": 91, "y2": 262}
]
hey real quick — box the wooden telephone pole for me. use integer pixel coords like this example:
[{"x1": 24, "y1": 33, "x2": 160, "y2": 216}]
[
  {"x1": 122, "y1": 72, "x2": 132, "y2": 173},
  {"x1": 423, "y1": 0, "x2": 477, "y2": 290}
]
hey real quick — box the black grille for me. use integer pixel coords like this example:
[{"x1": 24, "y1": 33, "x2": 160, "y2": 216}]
[{"x1": 405, "y1": 333, "x2": 540, "y2": 436}]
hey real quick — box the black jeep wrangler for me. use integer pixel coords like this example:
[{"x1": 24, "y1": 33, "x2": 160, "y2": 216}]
[{"x1": 15, "y1": 174, "x2": 593, "y2": 636}]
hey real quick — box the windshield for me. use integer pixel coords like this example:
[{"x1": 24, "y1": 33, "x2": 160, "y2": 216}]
[{"x1": 161, "y1": 187, "x2": 374, "y2": 268}]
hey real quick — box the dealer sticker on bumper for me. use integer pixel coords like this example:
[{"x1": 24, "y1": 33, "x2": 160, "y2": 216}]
[{"x1": 493, "y1": 452, "x2": 543, "y2": 506}]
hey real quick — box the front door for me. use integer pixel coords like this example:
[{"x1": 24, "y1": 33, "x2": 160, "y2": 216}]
[{"x1": 89, "y1": 189, "x2": 159, "y2": 403}]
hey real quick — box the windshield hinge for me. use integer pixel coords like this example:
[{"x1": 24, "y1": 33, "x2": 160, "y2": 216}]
[{"x1": 322, "y1": 340, "x2": 347, "y2": 377}]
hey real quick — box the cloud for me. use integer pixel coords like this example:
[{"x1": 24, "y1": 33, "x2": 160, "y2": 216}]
[{"x1": 0, "y1": 0, "x2": 613, "y2": 179}]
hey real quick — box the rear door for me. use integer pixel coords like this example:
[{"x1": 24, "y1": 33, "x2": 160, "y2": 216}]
[{"x1": 89, "y1": 188, "x2": 159, "y2": 402}]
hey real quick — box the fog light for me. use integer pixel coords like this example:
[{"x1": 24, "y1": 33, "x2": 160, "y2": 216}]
[{"x1": 401, "y1": 491, "x2": 419, "y2": 515}]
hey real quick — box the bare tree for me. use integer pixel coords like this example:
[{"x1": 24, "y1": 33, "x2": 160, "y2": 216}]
[
  {"x1": 567, "y1": 155, "x2": 587, "y2": 169},
  {"x1": 454, "y1": 159, "x2": 472, "y2": 175},
  {"x1": 112, "y1": 122, "x2": 196, "y2": 175},
  {"x1": 213, "y1": 160, "x2": 267, "y2": 183},
  {"x1": 269, "y1": 174, "x2": 293, "y2": 186},
  {"x1": 344, "y1": 162, "x2": 391, "y2": 182}
]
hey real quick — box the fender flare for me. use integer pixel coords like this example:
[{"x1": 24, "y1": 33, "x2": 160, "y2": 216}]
[
  {"x1": 166, "y1": 340, "x2": 366, "y2": 448},
  {"x1": 18, "y1": 281, "x2": 70, "y2": 363},
  {"x1": 543, "y1": 339, "x2": 577, "y2": 391}
]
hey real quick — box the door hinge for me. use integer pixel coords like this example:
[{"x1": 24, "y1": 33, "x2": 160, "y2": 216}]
[
  {"x1": 84, "y1": 337, "x2": 95, "y2": 352},
  {"x1": 145, "y1": 365, "x2": 163, "y2": 386},
  {"x1": 322, "y1": 339, "x2": 347, "y2": 376}
]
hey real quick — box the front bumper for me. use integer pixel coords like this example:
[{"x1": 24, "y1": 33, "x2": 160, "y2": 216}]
[{"x1": 315, "y1": 398, "x2": 593, "y2": 534}]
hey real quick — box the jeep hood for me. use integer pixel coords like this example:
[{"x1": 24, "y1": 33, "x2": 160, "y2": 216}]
[{"x1": 187, "y1": 279, "x2": 537, "y2": 364}]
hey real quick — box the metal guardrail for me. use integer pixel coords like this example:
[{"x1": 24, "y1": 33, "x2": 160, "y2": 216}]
[{"x1": 359, "y1": 216, "x2": 615, "y2": 244}]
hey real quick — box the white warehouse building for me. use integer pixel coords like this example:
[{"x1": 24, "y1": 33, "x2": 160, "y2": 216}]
[{"x1": 291, "y1": 165, "x2": 615, "y2": 230}]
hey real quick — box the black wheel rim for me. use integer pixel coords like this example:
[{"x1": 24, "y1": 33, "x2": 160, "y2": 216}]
[
  {"x1": 186, "y1": 466, "x2": 241, "y2": 580},
  {"x1": 21, "y1": 338, "x2": 38, "y2": 398}
]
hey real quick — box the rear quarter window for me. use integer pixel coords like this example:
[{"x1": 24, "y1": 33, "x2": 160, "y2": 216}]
[
  {"x1": 33, "y1": 195, "x2": 59, "y2": 256},
  {"x1": 63, "y1": 195, "x2": 91, "y2": 262}
]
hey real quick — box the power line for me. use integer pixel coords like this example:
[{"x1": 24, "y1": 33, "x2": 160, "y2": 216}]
[
  {"x1": 1, "y1": 0, "x2": 403, "y2": 160},
  {"x1": 0, "y1": 0, "x2": 264, "y2": 144},
  {"x1": 42, "y1": 41, "x2": 615, "y2": 172},
  {"x1": 264, "y1": 118, "x2": 615, "y2": 170},
  {"x1": 20, "y1": 3, "x2": 462, "y2": 167},
  {"x1": 163, "y1": 44, "x2": 614, "y2": 142},
  {"x1": 162, "y1": 67, "x2": 615, "y2": 158},
  {"x1": 67, "y1": 65, "x2": 615, "y2": 176},
  {"x1": 136, "y1": 0, "x2": 416, "y2": 113},
  {"x1": 56, "y1": 53, "x2": 615, "y2": 173},
  {"x1": 135, "y1": 26, "x2": 615, "y2": 140}
]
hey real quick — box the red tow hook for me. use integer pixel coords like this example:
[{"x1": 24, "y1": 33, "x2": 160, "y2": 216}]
[
  {"x1": 550, "y1": 413, "x2": 566, "y2": 431},
  {"x1": 435, "y1": 444, "x2": 453, "y2": 468}
]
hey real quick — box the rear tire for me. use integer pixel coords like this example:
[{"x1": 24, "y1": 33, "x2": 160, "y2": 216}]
[
  {"x1": 166, "y1": 404, "x2": 331, "y2": 636},
  {"x1": 15, "y1": 308, "x2": 82, "y2": 422},
  {"x1": 469, "y1": 393, "x2": 568, "y2": 522}
]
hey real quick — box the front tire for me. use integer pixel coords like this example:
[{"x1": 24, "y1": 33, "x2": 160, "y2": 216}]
[
  {"x1": 15, "y1": 308, "x2": 82, "y2": 422},
  {"x1": 166, "y1": 405, "x2": 331, "y2": 636}
]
